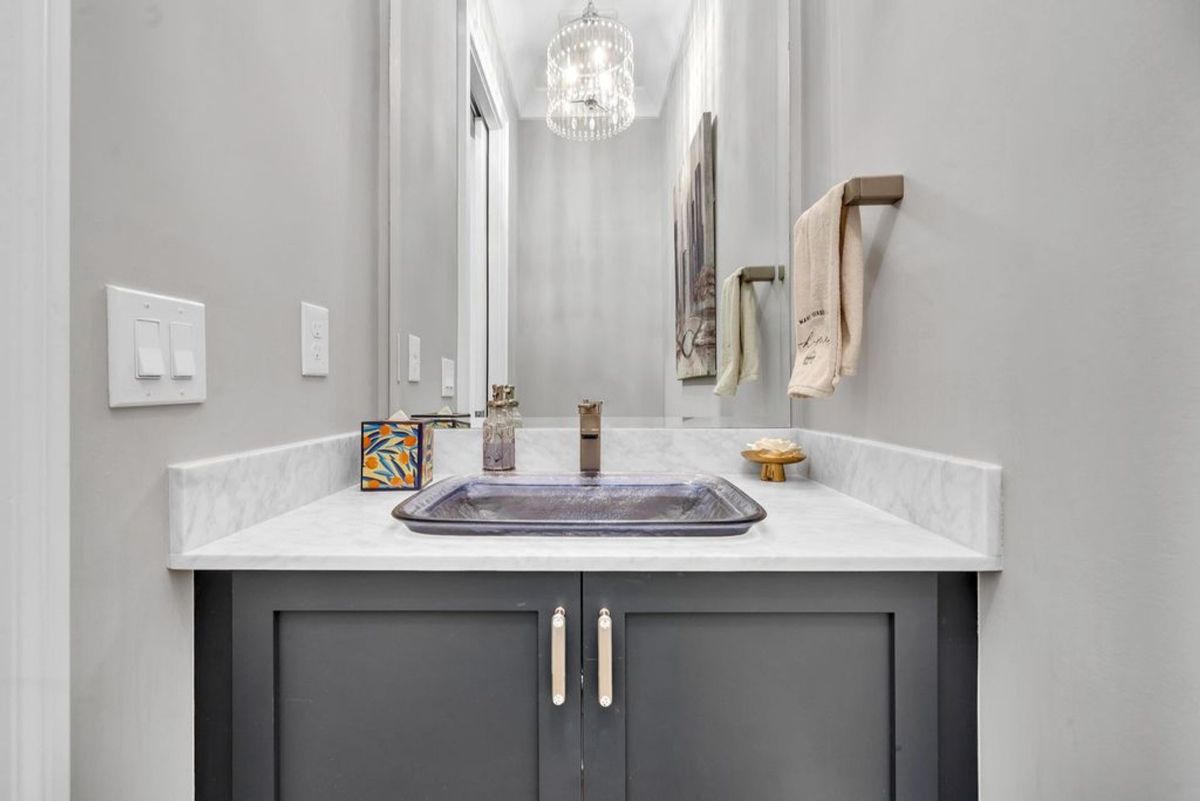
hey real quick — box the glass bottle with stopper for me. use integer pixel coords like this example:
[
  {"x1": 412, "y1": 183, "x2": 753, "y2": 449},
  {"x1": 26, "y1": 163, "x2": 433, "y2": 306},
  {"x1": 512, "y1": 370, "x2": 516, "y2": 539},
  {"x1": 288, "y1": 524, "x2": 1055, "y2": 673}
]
[{"x1": 483, "y1": 384, "x2": 518, "y2": 472}]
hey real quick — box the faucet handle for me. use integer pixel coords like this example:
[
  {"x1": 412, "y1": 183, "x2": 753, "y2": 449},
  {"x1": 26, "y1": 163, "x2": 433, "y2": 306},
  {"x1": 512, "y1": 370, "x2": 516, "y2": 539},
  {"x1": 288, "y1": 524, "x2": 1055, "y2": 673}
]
[{"x1": 577, "y1": 399, "x2": 603, "y2": 415}]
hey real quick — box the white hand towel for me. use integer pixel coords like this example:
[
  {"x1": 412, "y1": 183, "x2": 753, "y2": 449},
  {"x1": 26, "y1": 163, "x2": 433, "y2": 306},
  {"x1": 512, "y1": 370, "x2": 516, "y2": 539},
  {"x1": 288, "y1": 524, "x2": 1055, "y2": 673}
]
[
  {"x1": 787, "y1": 182, "x2": 864, "y2": 398},
  {"x1": 714, "y1": 268, "x2": 761, "y2": 396}
]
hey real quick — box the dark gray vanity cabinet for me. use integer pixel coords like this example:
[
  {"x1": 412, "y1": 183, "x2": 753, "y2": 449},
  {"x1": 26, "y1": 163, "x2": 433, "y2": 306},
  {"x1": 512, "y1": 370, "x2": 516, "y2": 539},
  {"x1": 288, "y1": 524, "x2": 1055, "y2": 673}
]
[{"x1": 198, "y1": 572, "x2": 973, "y2": 801}]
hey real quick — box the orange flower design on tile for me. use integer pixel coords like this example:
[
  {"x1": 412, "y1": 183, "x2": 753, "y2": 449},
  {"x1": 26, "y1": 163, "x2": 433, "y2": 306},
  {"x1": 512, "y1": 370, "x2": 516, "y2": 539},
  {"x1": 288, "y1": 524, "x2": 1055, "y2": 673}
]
[{"x1": 361, "y1": 421, "x2": 430, "y2": 491}]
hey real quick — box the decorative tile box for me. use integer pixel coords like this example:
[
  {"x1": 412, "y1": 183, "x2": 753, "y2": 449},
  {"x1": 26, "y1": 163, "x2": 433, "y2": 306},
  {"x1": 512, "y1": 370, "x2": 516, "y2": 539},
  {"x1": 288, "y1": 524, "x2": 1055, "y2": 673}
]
[{"x1": 360, "y1": 421, "x2": 435, "y2": 491}]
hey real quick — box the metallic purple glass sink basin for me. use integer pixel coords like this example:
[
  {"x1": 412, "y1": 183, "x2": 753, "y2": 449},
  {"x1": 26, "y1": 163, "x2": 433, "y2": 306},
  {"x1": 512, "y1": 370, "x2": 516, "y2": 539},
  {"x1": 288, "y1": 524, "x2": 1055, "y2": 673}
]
[{"x1": 392, "y1": 473, "x2": 766, "y2": 537}]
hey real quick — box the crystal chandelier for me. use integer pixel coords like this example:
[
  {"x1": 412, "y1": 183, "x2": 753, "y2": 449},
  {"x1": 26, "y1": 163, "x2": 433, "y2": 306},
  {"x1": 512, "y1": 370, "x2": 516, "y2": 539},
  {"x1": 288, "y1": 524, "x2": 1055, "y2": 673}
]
[{"x1": 546, "y1": 2, "x2": 635, "y2": 142}]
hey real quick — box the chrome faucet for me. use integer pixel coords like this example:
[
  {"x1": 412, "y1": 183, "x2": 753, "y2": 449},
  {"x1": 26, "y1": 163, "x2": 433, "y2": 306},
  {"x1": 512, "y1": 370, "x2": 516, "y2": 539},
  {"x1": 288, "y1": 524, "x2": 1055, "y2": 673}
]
[{"x1": 578, "y1": 400, "x2": 603, "y2": 473}]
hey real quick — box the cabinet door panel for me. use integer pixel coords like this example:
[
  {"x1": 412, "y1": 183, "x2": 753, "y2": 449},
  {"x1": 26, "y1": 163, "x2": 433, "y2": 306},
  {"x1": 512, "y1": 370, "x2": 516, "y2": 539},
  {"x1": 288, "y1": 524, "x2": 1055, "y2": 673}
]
[
  {"x1": 232, "y1": 572, "x2": 581, "y2": 801},
  {"x1": 625, "y1": 612, "x2": 892, "y2": 801},
  {"x1": 276, "y1": 611, "x2": 538, "y2": 800},
  {"x1": 583, "y1": 573, "x2": 937, "y2": 801}
]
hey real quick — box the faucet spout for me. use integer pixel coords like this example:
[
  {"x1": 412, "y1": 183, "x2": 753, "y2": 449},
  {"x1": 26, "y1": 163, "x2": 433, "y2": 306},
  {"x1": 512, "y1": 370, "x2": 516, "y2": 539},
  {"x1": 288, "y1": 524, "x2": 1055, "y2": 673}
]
[{"x1": 578, "y1": 400, "x2": 603, "y2": 473}]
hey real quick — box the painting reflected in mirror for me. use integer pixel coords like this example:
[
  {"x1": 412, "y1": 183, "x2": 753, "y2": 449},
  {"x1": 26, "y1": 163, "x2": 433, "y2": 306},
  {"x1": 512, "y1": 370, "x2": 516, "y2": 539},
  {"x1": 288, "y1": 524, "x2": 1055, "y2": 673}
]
[{"x1": 673, "y1": 110, "x2": 716, "y2": 380}]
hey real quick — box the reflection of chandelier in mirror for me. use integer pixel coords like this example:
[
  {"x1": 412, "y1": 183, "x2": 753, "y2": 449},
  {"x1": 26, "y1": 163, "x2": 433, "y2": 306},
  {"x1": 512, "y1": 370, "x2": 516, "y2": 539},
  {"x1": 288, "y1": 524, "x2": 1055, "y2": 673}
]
[{"x1": 546, "y1": 1, "x2": 635, "y2": 141}]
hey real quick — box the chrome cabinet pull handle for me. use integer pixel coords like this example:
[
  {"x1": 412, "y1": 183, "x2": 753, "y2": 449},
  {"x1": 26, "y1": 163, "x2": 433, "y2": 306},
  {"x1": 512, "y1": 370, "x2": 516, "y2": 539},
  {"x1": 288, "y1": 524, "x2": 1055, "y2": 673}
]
[
  {"x1": 551, "y1": 607, "x2": 567, "y2": 706},
  {"x1": 598, "y1": 608, "x2": 613, "y2": 708}
]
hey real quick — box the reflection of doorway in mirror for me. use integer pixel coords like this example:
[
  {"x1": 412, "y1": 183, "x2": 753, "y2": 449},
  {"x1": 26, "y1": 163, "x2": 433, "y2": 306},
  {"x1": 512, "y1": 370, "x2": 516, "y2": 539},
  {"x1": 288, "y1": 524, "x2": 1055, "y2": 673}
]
[
  {"x1": 459, "y1": 32, "x2": 512, "y2": 424},
  {"x1": 464, "y1": 104, "x2": 489, "y2": 418},
  {"x1": 674, "y1": 111, "x2": 716, "y2": 380}
]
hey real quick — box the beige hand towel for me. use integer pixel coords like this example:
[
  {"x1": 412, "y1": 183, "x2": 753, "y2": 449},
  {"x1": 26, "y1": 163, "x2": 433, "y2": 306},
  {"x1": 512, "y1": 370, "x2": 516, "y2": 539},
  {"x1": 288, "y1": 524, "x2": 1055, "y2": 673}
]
[
  {"x1": 714, "y1": 268, "x2": 761, "y2": 396},
  {"x1": 787, "y1": 182, "x2": 864, "y2": 398}
]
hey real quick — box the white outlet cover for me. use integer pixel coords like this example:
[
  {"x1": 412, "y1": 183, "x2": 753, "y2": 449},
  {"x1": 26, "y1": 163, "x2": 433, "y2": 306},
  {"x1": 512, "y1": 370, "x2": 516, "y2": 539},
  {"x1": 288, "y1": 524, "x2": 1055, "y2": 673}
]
[
  {"x1": 441, "y1": 358, "x2": 455, "y2": 398},
  {"x1": 408, "y1": 334, "x2": 421, "y2": 382},
  {"x1": 395, "y1": 333, "x2": 405, "y2": 383},
  {"x1": 107, "y1": 285, "x2": 207, "y2": 407},
  {"x1": 301, "y1": 302, "x2": 330, "y2": 377}
]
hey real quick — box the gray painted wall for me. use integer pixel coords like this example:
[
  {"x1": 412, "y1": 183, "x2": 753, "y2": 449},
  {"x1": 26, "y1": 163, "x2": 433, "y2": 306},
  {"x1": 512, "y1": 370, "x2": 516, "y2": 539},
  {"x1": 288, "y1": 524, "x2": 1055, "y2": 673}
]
[
  {"x1": 512, "y1": 119, "x2": 666, "y2": 419},
  {"x1": 390, "y1": 0, "x2": 460, "y2": 414},
  {"x1": 659, "y1": 0, "x2": 791, "y2": 427},
  {"x1": 794, "y1": 1, "x2": 1200, "y2": 797},
  {"x1": 70, "y1": 1, "x2": 382, "y2": 797}
]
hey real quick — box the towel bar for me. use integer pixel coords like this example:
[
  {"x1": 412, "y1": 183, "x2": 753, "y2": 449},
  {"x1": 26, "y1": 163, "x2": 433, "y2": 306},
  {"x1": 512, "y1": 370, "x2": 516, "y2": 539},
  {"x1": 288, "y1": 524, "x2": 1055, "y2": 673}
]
[
  {"x1": 740, "y1": 176, "x2": 902, "y2": 284},
  {"x1": 844, "y1": 175, "x2": 904, "y2": 206},
  {"x1": 740, "y1": 265, "x2": 785, "y2": 283}
]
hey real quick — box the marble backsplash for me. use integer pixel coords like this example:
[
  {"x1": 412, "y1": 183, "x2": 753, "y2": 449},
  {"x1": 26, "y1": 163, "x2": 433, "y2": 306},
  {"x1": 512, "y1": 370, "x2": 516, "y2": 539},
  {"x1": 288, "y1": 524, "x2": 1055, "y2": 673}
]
[
  {"x1": 169, "y1": 432, "x2": 359, "y2": 553},
  {"x1": 169, "y1": 426, "x2": 1001, "y2": 559},
  {"x1": 794, "y1": 429, "x2": 1002, "y2": 557},
  {"x1": 433, "y1": 427, "x2": 787, "y2": 476}
]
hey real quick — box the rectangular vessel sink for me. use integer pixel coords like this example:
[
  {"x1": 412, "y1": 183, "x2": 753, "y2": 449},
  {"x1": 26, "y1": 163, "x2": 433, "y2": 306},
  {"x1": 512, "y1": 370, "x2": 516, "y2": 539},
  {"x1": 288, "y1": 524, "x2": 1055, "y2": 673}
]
[{"x1": 393, "y1": 473, "x2": 766, "y2": 537}]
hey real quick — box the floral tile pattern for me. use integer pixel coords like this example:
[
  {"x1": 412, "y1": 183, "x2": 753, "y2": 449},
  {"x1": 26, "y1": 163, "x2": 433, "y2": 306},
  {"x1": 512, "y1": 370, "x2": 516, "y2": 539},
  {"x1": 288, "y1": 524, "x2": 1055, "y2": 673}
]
[{"x1": 361, "y1": 421, "x2": 434, "y2": 491}]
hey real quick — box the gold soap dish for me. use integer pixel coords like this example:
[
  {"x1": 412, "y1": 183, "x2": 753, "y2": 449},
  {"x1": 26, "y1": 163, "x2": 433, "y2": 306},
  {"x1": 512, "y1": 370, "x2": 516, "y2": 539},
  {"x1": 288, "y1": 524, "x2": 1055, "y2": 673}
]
[{"x1": 741, "y1": 448, "x2": 807, "y2": 482}]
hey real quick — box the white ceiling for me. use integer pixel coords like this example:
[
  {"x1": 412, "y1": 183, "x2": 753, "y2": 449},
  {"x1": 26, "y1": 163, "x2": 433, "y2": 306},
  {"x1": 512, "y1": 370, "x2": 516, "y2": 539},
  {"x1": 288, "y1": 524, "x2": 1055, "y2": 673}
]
[{"x1": 488, "y1": 0, "x2": 692, "y2": 119}]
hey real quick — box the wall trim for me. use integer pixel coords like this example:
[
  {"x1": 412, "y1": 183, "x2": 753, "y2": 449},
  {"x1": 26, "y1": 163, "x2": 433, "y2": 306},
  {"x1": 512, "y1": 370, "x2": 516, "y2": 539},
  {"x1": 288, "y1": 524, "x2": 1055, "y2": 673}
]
[
  {"x1": 0, "y1": 0, "x2": 72, "y2": 797},
  {"x1": 376, "y1": 0, "x2": 395, "y2": 418},
  {"x1": 385, "y1": 0, "x2": 404, "y2": 412}
]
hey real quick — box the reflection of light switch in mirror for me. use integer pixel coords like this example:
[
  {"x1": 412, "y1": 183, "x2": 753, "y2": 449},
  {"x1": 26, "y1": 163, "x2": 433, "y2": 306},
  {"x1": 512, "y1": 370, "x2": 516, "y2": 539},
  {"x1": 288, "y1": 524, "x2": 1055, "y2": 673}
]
[
  {"x1": 107, "y1": 285, "x2": 206, "y2": 407},
  {"x1": 408, "y1": 335, "x2": 421, "y2": 382},
  {"x1": 170, "y1": 322, "x2": 196, "y2": 378},
  {"x1": 300, "y1": 302, "x2": 330, "y2": 377},
  {"x1": 441, "y1": 358, "x2": 455, "y2": 398},
  {"x1": 134, "y1": 319, "x2": 164, "y2": 378}
]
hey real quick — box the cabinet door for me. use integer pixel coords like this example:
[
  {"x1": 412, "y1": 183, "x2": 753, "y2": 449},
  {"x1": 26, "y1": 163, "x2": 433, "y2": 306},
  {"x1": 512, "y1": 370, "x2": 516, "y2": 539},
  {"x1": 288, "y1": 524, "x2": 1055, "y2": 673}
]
[
  {"x1": 231, "y1": 572, "x2": 582, "y2": 801},
  {"x1": 582, "y1": 573, "x2": 937, "y2": 801}
]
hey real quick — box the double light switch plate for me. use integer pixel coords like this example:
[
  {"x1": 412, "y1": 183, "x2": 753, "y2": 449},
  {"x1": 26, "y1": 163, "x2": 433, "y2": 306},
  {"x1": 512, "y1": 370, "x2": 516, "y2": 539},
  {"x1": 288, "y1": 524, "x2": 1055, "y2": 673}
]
[{"x1": 106, "y1": 285, "x2": 207, "y2": 407}]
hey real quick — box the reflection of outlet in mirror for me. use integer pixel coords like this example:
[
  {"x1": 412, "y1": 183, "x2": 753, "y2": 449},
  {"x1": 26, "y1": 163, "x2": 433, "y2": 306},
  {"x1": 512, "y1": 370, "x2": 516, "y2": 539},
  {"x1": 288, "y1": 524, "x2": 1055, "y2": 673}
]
[
  {"x1": 408, "y1": 334, "x2": 421, "y2": 382},
  {"x1": 301, "y1": 302, "x2": 330, "y2": 377},
  {"x1": 441, "y1": 358, "x2": 455, "y2": 398}
]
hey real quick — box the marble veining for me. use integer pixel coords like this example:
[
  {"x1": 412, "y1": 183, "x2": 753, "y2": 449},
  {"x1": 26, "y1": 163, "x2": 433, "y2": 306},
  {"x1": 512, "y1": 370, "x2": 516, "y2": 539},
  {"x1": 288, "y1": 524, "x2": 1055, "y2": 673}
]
[
  {"x1": 167, "y1": 427, "x2": 1003, "y2": 570},
  {"x1": 794, "y1": 428, "x2": 1002, "y2": 557},
  {"x1": 434, "y1": 427, "x2": 788, "y2": 476},
  {"x1": 169, "y1": 432, "x2": 359, "y2": 553},
  {"x1": 168, "y1": 474, "x2": 1001, "y2": 572}
]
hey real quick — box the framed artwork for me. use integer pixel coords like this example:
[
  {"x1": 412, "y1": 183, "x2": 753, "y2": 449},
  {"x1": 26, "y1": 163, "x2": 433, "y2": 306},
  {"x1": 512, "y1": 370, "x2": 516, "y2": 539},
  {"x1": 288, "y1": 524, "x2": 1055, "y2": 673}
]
[{"x1": 673, "y1": 111, "x2": 717, "y2": 379}]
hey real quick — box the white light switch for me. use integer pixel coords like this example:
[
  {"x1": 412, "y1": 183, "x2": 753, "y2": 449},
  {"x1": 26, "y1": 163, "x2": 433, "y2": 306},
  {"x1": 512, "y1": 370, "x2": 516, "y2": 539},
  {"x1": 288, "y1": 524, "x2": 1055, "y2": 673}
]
[
  {"x1": 301, "y1": 302, "x2": 330, "y2": 377},
  {"x1": 441, "y1": 358, "x2": 455, "y2": 398},
  {"x1": 134, "y1": 319, "x2": 164, "y2": 378},
  {"x1": 407, "y1": 334, "x2": 421, "y2": 382},
  {"x1": 107, "y1": 285, "x2": 206, "y2": 407},
  {"x1": 170, "y1": 322, "x2": 196, "y2": 378}
]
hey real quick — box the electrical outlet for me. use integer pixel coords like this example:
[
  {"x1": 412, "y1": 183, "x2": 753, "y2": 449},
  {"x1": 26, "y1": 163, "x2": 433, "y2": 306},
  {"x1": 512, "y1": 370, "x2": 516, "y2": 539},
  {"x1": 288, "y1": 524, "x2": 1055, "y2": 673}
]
[
  {"x1": 407, "y1": 334, "x2": 421, "y2": 382},
  {"x1": 301, "y1": 302, "x2": 330, "y2": 376},
  {"x1": 441, "y1": 358, "x2": 455, "y2": 398}
]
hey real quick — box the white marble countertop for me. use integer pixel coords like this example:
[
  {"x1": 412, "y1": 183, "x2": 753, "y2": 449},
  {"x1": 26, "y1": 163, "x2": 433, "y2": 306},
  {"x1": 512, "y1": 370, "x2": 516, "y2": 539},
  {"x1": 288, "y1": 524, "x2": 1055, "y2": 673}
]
[{"x1": 168, "y1": 473, "x2": 1001, "y2": 572}]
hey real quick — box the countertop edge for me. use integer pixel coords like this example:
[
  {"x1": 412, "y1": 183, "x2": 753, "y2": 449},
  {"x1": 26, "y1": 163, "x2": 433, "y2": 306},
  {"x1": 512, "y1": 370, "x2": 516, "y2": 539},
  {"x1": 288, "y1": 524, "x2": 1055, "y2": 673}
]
[{"x1": 169, "y1": 553, "x2": 1003, "y2": 573}]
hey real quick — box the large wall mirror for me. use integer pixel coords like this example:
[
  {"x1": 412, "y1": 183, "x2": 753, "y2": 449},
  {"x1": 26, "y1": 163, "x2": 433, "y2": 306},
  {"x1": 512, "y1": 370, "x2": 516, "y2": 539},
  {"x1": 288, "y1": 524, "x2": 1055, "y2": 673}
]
[{"x1": 387, "y1": 0, "x2": 791, "y2": 428}]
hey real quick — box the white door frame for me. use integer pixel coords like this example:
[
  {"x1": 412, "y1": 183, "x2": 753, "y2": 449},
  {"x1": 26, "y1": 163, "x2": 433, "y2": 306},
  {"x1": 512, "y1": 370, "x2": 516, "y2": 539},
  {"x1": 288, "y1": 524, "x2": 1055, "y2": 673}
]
[
  {"x1": 456, "y1": 2, "x2": 511, "y2": 422},
  {"x1": 1, "y1": 0, "x2": 72, "y2": 798},
  {"x1": 464, "y1": 111, "x2": 490, "y2": 418}
]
